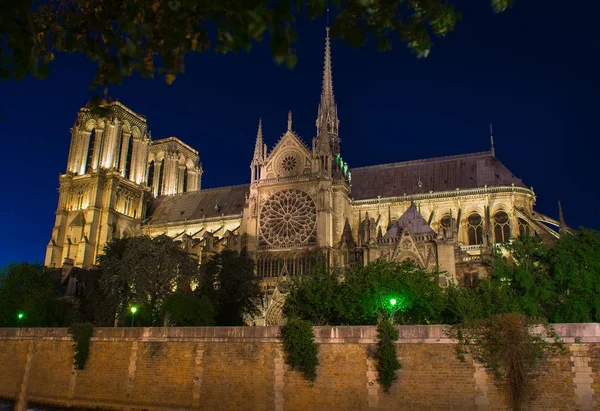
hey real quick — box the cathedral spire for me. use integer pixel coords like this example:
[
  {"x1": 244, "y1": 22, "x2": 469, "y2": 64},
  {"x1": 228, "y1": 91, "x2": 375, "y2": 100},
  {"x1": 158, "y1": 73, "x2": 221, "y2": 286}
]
[
  {"x1": 252, "y1": 118, "x2": 264, "y2": 166},
  {"x1": 490, "y1": 121, "x2": 496, "y2": 157},
  {"x1": 315, "y1": 26, "x2": 340, "y2": 155}
]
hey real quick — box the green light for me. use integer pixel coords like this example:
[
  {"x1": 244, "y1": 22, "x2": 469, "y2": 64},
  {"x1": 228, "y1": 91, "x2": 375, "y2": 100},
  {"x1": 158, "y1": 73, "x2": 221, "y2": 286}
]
[
  {"x1": 130, "y1": 306, "x2": 137, "y2": 314},
  {"x1": 390, "y1": 299, "x2": 397, "y2": 306},
  {"x1": 17, "y1": 312, "x2": 24, "y2": 320}
]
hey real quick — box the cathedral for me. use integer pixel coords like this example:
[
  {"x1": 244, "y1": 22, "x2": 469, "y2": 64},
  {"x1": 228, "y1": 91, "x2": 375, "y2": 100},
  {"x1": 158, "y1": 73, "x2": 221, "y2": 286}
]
[{"x1": 45, "y1": 28, "x2": 570, "y2": 325}]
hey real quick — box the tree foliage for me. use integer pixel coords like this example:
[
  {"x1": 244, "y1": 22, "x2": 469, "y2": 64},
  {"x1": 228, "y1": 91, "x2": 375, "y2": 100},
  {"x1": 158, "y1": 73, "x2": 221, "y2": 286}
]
[
  {"x1": 285, "y1": 259, "x2": 446, "y2": 325},
  {"x1": 161, "y1": 292, "x2": 215, "y2": 326},
  {"x1": 1, "y1": 0, "x2": 513, "y2": 87},
  {"x1": 0, "y1": 262, "x2": 76, "y2": 327},
  {"x1": 490, "y1": 231, "x2": 600, "y2": 323},
  {"x1": 199, "y1": 249, "x2": 261, "y2": 326},
  {"x1": 447, "y1": 313, "x2": 565, "y2": 411},
  {"x1": 98, "y1": 234, "x2": 199, "y2": 326}
]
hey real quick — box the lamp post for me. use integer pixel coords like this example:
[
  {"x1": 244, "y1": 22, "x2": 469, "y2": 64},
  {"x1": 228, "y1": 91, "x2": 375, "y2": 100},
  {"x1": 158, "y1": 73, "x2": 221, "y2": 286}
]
[
  {"x1": 389, "y1": 299, "x2": 397, "y2": 322},
  {"x1": 130, "y1": 306, "x2": 137, "y2": 327},
  {"x1": 17, "y1": 312, "x2": 24, "y2": 327}
]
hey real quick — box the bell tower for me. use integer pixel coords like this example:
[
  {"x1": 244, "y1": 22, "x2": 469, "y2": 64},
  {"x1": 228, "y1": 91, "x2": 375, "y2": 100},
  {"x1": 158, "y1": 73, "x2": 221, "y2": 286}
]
[{"x1": 45, "y1": 100, "x2": 152, "y2": 268}]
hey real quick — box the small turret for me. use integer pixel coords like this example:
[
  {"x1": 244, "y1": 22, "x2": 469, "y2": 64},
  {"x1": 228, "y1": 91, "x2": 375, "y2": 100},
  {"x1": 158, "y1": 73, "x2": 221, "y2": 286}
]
[{"x1": 251, "y1": 118, "x2": 266, "y2": 182}]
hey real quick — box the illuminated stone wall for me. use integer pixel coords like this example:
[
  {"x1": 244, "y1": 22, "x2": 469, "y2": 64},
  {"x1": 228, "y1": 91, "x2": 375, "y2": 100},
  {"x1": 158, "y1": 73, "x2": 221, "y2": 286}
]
[{"x1": 0, "y1": 324, "x2": 598, "y2": 411}]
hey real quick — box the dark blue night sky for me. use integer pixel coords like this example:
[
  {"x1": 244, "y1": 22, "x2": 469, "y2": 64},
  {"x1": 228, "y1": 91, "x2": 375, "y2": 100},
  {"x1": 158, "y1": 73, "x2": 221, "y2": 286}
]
[{"x1": 1, "y1": 0, "x2": 598, "y2": 266}]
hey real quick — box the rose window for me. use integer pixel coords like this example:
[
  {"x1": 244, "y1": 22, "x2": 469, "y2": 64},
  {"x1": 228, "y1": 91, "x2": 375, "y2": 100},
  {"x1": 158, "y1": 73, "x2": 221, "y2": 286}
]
[
  {"x1": 276, "y1": 151, "x2": 301, "y2": 175},
  {"x1": 259, "y1": 189, "x2": 317, "y2": 248}
]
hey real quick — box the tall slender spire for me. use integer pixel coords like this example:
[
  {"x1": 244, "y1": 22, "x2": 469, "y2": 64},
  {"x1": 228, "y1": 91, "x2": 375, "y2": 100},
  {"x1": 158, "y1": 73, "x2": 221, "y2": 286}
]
[
  {"x1": 490, "y1": 121, "x2": 496, "y2": 157},
  {"x1": 315, "y1": 26, "x2": 340, "y2": 155},
  {"x1": 252, "y1": 118, "x2": 264, "y2": 165},
  {"x1": 287, "y1": 110, "x2": 292, "y2": 131}
]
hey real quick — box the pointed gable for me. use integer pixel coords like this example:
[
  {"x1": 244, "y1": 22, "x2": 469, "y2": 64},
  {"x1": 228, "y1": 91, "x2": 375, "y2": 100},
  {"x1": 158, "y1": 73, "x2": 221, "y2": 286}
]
[{"x1": 385, "y1": 204, "x2": 434, "y2": 237}]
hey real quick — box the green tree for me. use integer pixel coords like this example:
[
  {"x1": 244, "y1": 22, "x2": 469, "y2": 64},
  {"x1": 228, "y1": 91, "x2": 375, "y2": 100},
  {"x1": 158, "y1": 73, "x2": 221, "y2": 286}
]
[
  {"x1": 342, "y1": 260, "x2": 446, "y2": 325},
  {"x1": 161, "y1": 292, "x2": 215, "y2": 326},
  {"x1": 199, "y1": 250, "x2": 261, "y2": 325},
  {"x1": 488, "y1": 230, "x2": 600, "y2": 323},
  {"x1": 547, "y1": 228, "x2": 600, "y2": 322},
  {"x1": 0, "y1": 262, "x2": 75, "y2": 327},
  {"x1": 283, "y1": 261, "x2": 345, "y2": 325},
  {"x1": 98, "y1": 235, "x2": 199, "y2": 326},
  {"x1": 1, "y1": 0, "x2": 513, "y2": 87},
  {"x1": 284, "y1": 259, "x2": 446, "y2": 325}
]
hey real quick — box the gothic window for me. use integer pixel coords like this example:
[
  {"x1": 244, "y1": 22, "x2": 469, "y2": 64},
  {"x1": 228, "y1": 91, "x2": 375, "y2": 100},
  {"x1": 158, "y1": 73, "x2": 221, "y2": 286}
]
[
  {"x1": 147, "y1": 161, "x2": 155, "y2": 188},
  {"x1": 518, "y1": 218, "x2": 530, "y2": 237},
  {"x1": 463, "y1": 273, "x2": 479, "y2": 288},
  {"x1": 157, "y1": 159, "x2": 164, "y2": 196},
  {"x1": 76, "y1": 192, "x2": 84, "y2": 210},
  {"x1": 125, "y1": 138, "x2": 134, "y2": 180},
  {"x1": 86, "y1": 129, "x2": 96, "y2": 173},
  {"x1": 183, "y1": 168, "x2": 188, "y2": 193},
  {"x1": 123, "y1": 196, "x2": 131, "y2": 216},
  {"x1": 256, "y1": 252, "x2": 320, "y2": 278},
  {"x1": 440, "y1": 215, "x2": 452, "y2": 237},
  {"x1": 467, "y1": 213, "x2": 483, "y2": 245},
  {"x1": 259, "y1": 189, "x2": 317, "y2": 248},
  {"x1": 494, "y1": 211, "x2": 511, "y2": 243}
]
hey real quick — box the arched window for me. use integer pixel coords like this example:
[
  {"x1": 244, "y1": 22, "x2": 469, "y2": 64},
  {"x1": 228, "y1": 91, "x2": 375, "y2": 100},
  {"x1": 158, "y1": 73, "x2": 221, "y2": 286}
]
[
  {"x1": 157, "y1": 159, "x2": 165, "y2": 195},
  {"x1": 440, "y1": 215, "x2": 452, "y2": 237},
  {"x1": 183, "y1": 168, "x2": 188, "y2": 193},
  {"x1": 494, "y1": 211, "x2": 511, "y2": 243},
  {"x1": 85, "y1": 128, "x2": 96, "y2": 174},
  {"x1": 125, "y1": 138, "x2": 134, "y2": 180},
  {"x1": 467, "y1": 213, "x2": 484, "y2": 245},
  {"x1": 518, "y1": 218, "x2": 530, "y2": 237},
  {"x1": 147, "y1": 161, "x2": 155, "y2": 188}
]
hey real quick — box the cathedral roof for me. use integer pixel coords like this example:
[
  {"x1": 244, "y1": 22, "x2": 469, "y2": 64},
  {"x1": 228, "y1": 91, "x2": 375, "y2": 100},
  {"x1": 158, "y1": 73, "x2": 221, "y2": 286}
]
[
  {"x1": 146, "y1": 184, "x2": 249, "y2": 225},
  {"x1": 350, "y1": 151, "x2": 526, "y2": 200}
]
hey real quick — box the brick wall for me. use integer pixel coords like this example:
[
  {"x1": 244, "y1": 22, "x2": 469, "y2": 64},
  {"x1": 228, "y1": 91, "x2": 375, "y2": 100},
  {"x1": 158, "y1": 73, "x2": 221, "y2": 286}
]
[{"x1": 0, "y1": 324, "x2": 598, "y2": 411}]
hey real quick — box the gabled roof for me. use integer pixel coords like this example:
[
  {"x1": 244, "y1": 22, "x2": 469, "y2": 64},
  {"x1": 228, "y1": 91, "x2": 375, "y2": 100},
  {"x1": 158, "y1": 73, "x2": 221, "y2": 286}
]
[
  {"x1": 146, "y1": 184, "x2": 249, "y2": 225},
  {"x1": 385, "y1": 204, "x2": 435, "y2": 237},
  {"x1": 350, "y1": 151, "x2": 526, "y2": 200}
]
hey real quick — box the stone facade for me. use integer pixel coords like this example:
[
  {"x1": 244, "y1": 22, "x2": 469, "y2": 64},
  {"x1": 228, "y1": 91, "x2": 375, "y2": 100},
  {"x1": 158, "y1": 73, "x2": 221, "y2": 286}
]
[
  {"x1": 45, "y1": 28, "x2": 570, "y2": 324},
  {"x1": 0, "y1": 324, "x2": 598, "y2": 411}
]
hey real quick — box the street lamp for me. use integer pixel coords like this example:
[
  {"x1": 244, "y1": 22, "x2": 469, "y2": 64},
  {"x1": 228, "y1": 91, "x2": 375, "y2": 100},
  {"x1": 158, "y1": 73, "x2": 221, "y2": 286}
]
[
  {"x1": 17, "y1": 311, "x2": 24, "y2": 327},
  {"x1": 390, "y1": 299, "x2": 397, "y2": 307},
  {"x1": 130, "y1": 306, "x2": 138, "y2": 327}
]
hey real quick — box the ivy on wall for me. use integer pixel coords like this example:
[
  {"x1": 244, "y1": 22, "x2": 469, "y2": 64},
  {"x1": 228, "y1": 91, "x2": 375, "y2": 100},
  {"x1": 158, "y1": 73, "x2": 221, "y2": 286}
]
[
  {"x1": 68, "y1": 322, "x2": 94, "y2": 370},
  {"x1": 374, "y1": 320, "x2": 402, "y2": 392},
  {"x1": 447, "y1": 313, "x2": 566, "y2": 411},
  {"x1": 280, "y1": 318, "x2": 319, "y2": 382}
]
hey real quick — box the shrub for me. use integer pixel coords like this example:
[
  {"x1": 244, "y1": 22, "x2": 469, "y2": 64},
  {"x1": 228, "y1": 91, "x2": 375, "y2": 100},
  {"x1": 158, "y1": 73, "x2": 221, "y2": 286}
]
[
  {"x1": 374, "y1": 320, "x2": 402, "y2": 392},
  {"x1": 280, "y1": 318, "x2": 319, "y2": 382},
  {"x1": 68, "y1": 322, "x2": 94, "y2": 370}
]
